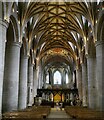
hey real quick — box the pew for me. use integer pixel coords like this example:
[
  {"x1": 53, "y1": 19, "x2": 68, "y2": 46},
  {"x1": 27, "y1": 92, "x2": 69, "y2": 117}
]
[
  {"x1": 2, "y1": 106, "x2": 51, "y2": 120},
  {"x1": 65, "y1": 106, "x2": 104, "y2": 119}
]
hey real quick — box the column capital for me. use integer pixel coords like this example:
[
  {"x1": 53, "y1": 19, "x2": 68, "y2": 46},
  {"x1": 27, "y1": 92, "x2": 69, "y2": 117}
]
[
  {"x1": 76, "y1": 67, "x2": 82, "y2": 72},
  {"x1": 23, "y1": 55, "x2": 29, "y2": 59},
  {"x1": 0, "y1": 18, "x2": 8, "y2": 28},
  {"x1": 29, "y1": 63, "x2": 34, "y2": 67},
  {"x1": 95, "y1": 41, "x2": 104, "y2": 47},
  {"x1": 81, "y1": 63, "x2": 85, "y2": 67},
  {"x1": 7, "y1": 41, "x2": 21, "y2": 48},
  {"x1": 86, "y1": 54, "x2": 96, "y2": 59}
]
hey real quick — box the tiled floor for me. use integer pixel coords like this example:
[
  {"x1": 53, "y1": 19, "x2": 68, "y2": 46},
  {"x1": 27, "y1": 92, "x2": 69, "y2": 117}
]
[{"x1": 47, "y1": 107, "x2": 71, "y2": 119}]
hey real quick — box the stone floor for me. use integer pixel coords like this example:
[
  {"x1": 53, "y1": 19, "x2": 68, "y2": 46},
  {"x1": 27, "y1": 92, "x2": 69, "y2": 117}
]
[{"x1": 47, "y1": 107, "x2": 72, "y2": 119}]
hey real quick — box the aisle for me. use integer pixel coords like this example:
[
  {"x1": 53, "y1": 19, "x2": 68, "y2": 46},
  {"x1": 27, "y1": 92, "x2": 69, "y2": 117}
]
[{"x1": 47, "y1": 108, "x2": 72, "y2": 119}]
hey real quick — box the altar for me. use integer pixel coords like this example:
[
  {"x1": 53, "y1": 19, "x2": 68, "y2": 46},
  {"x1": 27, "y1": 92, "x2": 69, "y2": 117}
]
[{"x1": 35, "y1": 88, "x2": 78, "y2": 107}]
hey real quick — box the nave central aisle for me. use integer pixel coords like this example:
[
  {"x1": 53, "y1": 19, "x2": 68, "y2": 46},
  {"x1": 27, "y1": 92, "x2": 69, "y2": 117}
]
[{"x1": 47, "y1": 108, "x2": 71, "y2": 119}]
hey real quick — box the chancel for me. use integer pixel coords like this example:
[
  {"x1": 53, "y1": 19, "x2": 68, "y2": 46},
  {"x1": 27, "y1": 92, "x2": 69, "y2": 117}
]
[{"x1": 0, "y1": 1, "x2": 104, "y2": 119}]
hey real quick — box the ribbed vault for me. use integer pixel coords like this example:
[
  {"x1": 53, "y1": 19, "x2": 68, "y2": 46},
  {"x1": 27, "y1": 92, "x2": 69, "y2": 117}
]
[{"x1": 3, "y1": 1, "x2": 102, "y2": 69}]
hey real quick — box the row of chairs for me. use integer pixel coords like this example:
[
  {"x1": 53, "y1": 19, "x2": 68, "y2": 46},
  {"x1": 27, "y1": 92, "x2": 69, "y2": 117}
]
[
  {"x1": 65, "y1": 106, "x2": 104, "y2": 119},
  {"x1": 2, "y1": 106, "x2": 51, "y2": 120}
]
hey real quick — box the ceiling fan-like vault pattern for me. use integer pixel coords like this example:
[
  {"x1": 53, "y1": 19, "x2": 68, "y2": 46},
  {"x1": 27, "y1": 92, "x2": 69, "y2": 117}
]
[
  {"x1": 9, "y1": 1, "x2": 101, "y2": 67},
  {"x1": 34, "y1": 2, "x2": 79, "y2": 63}
]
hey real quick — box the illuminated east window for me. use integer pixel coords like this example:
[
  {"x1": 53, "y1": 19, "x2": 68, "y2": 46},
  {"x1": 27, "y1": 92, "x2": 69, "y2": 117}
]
[
  {"x1": 66, "y1": 73, "x2": 69, "y2": 84},
  {"x1": 54, "y1": 71, "x2": 61, "y2": 84},
  {"x1": 46, "y1": 74, "x2": 49, "y2": 84}
]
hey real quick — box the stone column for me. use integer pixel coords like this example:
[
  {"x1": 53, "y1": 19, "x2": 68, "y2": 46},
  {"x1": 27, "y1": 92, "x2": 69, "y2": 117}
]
[
  {"x1": 50, "y1": 70, "x2": 53, "y2": 87},
  {"x1": 42, "y1": 71, "x2": 45, "y2": 88},
  {"x1": 18, "y1": 54, "x2": 28, "y2": 110},
  {"x1": 76, "y1": 67, "x2": 82, "y2": 101},
  {"x1": 0, "y1": 19, "x2": 8, "y2": 117},
  {"x1": 38, "y1": 68, "x2": 42, "y2": 89},
  {"x1": 49, "y1": 71, "x2": 51, "y2": 85},
  {"x1": 27, "y1": 63, "x2": 34, "y2": 106},
  {"x1": 62, "y1": 70, "x2": 66, "y2": 88},
  {"x1": 33, "y1": 67, "x2": 38, "y2": 98},
  {"x1": 2, "y1": 42, "x2": 21, "y2": 113},
  {"x1": 73, "y1": 71, "x2": 77, "y2": 88},
  {"x1": 81, "y1": 63, "x2": 88, "y2": 107},
  {"x1": 36, "y1": 66, "x2": 40, "y2": 89},
  {"x1": 96, "y1": 41, "x2": 104, "y2": 111},
  {"x1": 73, "y1": 72, "x2": 75, "y2": 83},
  {"x1": 87, "y1": 55, "x2": 96, "y2": 109}
]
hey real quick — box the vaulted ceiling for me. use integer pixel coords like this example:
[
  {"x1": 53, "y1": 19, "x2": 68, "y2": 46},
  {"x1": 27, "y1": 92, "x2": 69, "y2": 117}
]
[{"x1": 4, "y1": 1, "x2": 102, "y2": 69}]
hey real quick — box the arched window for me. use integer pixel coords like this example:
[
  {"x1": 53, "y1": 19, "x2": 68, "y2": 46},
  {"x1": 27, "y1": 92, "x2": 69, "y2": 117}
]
[
  {"x1": 46, "y1": 73, "x2": 49, "y2": 84},
  {"x1": 54, "y1": 71, "x2": 61, "y2": 84},
  {"x1": 66, "y1": 73, "x2": 69, "y2": 84}
]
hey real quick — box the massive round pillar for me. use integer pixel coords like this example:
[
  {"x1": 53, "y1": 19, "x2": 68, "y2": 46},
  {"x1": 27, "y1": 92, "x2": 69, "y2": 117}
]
[
  {"x1": 33, "y1": 67, "x2": 38, "y2": 98},
  {"x1": 81, "y1": 63, "x2": 88, "y2": 107},
  {"x1": 18, "y1": 54, "x2": 29, "y2": 109},
  {"x1": 38, "y1": 65, "x2": 43, "y2": 89},
  {"x1": 0, "y1": 19, "x2": 8, "y2": 117},
  {"x1": 76, "y1": 67, "x2": 82, "y2": 101},
  {"x1": 27, "y1": 63, "x2": 34, "y2": 106},
  {"x1": 96, "y1": 41, "x2": 104, "y2": 111},
  {"x1": 87, "y1": 55, "x2": 96, "y2": 109},
  {"x1": 2, "y1": 42, "x2": 21, "y2": 112}
]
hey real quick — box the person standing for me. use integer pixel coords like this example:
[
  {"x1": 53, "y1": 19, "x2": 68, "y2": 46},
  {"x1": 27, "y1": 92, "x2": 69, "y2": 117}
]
[{"x1": 56, "y1": 102, "x2": 59, "y2": 111}]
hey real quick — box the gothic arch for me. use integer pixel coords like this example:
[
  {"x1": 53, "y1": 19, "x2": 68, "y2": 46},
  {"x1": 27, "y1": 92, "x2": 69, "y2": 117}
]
[
  {"x1": 101, "y1": 21, "x2": 104, "y2": 41},
  {"x1": 97, "y1": 12, "x2": 104, "y2": 41},
  {"x1": 22, "y1": 37, "x2": 28, "y2": 56},
  {"x1": 87, "y1": 36, "x2": 96, "y2": 57},
  {"x1": 6, "y1": 20, "x2": 15, "y2": 42},
  {"x1": 29, "y1": 49, "x2": 33, "y2": 65},
  {"x1": 53, "y1": 68, "x2": 62, "y2": 76},
  {"x1": 0, "y1": 2, "x2": 4, "y2": 19},
  {"x1": 10, "y1": 15, "x2": 20, "y2": 42}
]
